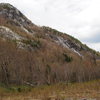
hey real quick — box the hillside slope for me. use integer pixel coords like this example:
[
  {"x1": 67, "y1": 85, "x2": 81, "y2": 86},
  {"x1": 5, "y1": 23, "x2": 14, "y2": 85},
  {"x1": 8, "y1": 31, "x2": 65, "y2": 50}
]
[{"x1": 0, "y1": 3, "x2": 100, "y2": 86}]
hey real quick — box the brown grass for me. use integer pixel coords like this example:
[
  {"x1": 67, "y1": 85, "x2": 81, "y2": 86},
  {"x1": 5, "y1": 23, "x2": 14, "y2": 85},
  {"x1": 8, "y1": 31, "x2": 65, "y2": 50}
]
[{"x1": 0, "y1": 80, "x2": 100, "y2": 100}]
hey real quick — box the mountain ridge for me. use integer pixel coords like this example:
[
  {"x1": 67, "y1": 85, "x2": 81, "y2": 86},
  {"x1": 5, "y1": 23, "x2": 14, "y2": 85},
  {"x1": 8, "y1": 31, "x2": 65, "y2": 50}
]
[
  {"x1": 0, "y1": 3, "x2": 100, "y2": 86},
  {"x1": 0, "y1": 3, "x2": 99, "y2": 57}
]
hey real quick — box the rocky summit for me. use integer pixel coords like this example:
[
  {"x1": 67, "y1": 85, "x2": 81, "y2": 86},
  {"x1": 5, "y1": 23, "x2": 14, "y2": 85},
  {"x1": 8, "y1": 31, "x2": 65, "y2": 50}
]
[{"x1": 0, "y1": 3, "x2": 100, "y2": 86}]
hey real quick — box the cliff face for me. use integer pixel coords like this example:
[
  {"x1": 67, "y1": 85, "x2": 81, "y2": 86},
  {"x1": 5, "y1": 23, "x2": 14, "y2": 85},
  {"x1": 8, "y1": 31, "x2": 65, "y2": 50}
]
[
  {"x1": 0, "y1": 3, "x2": 100, "y2": 86},
  {"x1": 0, "y1": 3, "x2": 33, "y2": 26}
]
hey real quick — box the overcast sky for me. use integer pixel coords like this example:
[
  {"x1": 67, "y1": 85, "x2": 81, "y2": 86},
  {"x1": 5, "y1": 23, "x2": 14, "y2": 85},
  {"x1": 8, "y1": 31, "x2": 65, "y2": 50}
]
[{"x1": 0, "y1": 0, "x2": 100, "y2": 51}]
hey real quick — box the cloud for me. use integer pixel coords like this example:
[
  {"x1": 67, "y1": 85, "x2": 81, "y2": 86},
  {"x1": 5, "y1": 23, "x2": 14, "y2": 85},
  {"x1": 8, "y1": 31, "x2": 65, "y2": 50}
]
[
  {"x1": 86, "y1": 42, "x2": 100, "y2": 51},
  {"x1": 0, "y1": 0, "x2": 100, "y2": 51}
]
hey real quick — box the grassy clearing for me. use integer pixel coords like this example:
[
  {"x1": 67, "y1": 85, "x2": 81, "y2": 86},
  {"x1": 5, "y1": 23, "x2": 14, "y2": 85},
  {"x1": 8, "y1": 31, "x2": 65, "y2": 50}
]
[{"x1": 0, "y1": 80, "x2": 100, "y2": 100}]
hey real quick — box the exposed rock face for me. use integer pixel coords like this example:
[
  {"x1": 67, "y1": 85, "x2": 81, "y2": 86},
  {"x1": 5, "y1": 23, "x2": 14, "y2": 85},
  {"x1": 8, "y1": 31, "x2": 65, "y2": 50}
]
[
  {"x1": 0, "y1": 26, "x2": 22, "y2": 40},
  {"x1": 0, "y1": 3, "x2": 35, "y2": 34},
  {"x1": 0, "y1": 3, "x2": 32, "y2": 26},
  {"x1": 55, "y1": 37, "x2": 83, "y2": 56}
]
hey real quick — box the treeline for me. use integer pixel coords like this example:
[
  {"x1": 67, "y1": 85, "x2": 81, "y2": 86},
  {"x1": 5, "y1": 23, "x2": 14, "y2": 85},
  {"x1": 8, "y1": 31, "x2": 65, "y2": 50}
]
[{"x1": 0, "y1": 40, "x2": 100, "y2": 86}]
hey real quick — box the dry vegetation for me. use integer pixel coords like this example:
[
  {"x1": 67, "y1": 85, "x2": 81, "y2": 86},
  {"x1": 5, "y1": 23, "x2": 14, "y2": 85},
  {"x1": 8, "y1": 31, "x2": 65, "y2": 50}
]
[
  {"x1": 0, "y1": 15, "x2": 100, "y2": 88},
  {"x1": 0, "y1": 80, "x2": 100, "y2": 100},
  {"x1": 0, "y1": 15, "x2": 100, "y2": 86},
  {"x1": 0, "y1": 39, "x2": 100, "y2": 86},
  {"x1": 0, "y1": 4, "x2": 100, "y2": 100}
]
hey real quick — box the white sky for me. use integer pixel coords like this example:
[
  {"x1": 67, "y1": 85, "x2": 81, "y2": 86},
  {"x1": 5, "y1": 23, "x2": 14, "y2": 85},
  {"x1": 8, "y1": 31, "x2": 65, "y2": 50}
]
[{"x1": 0, "y1": 0, "x2": 100, "y2": 51}]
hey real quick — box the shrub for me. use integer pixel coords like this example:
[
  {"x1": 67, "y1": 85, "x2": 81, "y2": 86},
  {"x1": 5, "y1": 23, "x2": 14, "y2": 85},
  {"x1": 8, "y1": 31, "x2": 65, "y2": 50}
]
[
  {"x1": 63, "y1": 53, "x2": 73, "y2": 62},
  {"x1": 22, "y1": 39, "x2": 41, "y2": 48}
]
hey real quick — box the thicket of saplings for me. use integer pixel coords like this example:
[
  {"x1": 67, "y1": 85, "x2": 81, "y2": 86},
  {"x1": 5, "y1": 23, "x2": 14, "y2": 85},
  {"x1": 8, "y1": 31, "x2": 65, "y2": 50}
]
[{"x1": 0, "y1": 40, "x2": 100, "y2": 87}]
